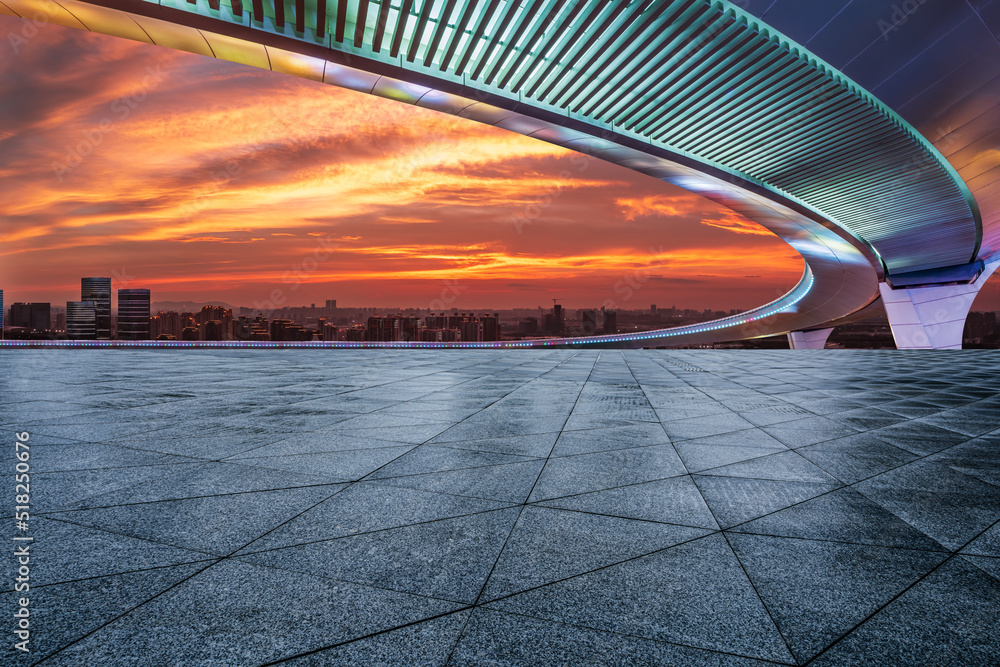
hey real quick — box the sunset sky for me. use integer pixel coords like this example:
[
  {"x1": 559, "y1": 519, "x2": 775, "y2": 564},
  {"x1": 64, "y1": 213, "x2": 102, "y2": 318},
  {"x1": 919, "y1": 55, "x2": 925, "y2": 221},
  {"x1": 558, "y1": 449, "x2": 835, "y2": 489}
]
[{"x1": 10, "y1": 14, "x2": 996, "y2": 313}]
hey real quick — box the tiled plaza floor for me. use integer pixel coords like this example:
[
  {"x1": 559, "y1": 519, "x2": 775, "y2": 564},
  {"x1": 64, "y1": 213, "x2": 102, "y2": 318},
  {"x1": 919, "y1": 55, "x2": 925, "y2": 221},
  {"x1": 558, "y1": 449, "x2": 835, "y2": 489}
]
[{"x1": 3, "y1": 349, "x2": 1000, "y2": 665}]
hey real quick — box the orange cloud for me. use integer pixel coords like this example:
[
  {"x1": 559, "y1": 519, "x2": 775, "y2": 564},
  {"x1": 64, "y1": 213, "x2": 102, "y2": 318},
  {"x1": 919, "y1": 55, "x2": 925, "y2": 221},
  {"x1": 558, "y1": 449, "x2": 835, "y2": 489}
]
[
  {"x1": 0, "y1": 14, "x2": 808, "y2": 311},
  {"x1": 699, "y1": 213, "x2": 775, "y2": 236},
  {"x1": 616, "y1": 195, "x2": 700, "y2": 221}
]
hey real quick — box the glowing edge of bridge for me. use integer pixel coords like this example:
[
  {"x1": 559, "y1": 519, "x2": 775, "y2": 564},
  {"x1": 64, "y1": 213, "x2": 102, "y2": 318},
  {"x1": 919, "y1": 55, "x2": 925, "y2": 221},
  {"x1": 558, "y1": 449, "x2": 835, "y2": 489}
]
[{"x1": 0, "y1": 272, "x2": 814, "y2": 349}]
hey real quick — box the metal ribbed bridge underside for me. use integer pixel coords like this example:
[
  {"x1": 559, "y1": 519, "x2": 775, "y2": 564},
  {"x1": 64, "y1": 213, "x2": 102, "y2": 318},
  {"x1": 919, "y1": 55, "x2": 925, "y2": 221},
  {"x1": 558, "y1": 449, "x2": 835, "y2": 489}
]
[{"x1": 1, "y1": 0, "x2": 980, "y2": 346}]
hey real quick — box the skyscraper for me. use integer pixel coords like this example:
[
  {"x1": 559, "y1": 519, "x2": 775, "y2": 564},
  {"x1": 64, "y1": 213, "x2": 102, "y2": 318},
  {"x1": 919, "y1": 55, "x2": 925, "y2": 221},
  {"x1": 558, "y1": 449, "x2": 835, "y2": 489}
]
[
  {"x1": 9, "y1": 303, "x2": 51, "y2": 332},
  {"x1": 118, "y1": 289, "x2": 151, "y2": 340},
  {"x1": 580, "y1": 309, "x2": 598, "y2": 335},
  {"x1": 0, "y1": 289, "x2": 4, "y2": 339},
  {"x1": 81, "y1": 277, "x2": 111, "y2": 339},
  {"x1": 66, "y1": 301, "x2": 97, "y2": 340},
  {"x1": 603, "y1": 310, "x2": 618, "y2": 335},
  {"x1": 481, "y1": 314, "x2": 501, "y2": 342}
]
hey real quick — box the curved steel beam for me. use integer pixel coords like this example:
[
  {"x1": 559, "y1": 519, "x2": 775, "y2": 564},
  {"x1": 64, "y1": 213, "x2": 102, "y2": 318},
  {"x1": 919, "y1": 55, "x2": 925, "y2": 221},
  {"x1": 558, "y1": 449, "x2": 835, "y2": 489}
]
[{"x1": 5, "y1": 0, "x2": 951, "y2": 348}]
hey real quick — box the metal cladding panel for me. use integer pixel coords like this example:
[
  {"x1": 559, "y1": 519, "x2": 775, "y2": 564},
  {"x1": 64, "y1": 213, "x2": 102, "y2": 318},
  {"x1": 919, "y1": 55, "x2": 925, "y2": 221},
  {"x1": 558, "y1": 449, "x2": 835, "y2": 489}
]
[{"x1": 743, "y1": 0, "x2": 1000, "y2": 265}]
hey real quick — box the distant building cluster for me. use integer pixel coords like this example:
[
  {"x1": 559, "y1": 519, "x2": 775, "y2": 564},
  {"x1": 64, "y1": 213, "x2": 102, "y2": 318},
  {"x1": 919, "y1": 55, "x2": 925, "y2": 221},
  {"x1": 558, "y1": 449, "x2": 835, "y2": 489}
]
[
  {"x1": 1, "y1": 279, "x2": 150, "y2": 340},
  {"x1": 9, "y1": 282, "x2": 994, "y2": 346},
  {"x1": 148, "y1": 310, "x2": 503, "y2": 343}
]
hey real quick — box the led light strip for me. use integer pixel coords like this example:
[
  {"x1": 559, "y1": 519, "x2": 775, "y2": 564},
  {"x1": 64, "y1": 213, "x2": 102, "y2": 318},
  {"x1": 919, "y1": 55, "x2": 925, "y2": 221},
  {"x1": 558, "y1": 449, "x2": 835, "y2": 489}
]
[{"x1": 0, "y1": 272, "x2": 813, "y2": 349}]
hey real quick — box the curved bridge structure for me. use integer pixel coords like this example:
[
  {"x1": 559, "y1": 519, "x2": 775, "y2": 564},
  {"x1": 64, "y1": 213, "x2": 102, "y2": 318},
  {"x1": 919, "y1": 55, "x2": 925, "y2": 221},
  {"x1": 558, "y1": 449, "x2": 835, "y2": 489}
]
[{"x1": 5, "y1": 0, "x2": 997, "y2": 348}]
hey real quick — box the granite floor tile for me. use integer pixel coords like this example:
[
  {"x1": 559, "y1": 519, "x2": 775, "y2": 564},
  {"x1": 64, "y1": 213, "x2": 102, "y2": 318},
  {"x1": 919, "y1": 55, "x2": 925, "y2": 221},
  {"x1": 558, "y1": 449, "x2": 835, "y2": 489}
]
[
  {"x1": 39, "y1": 559, "x2": 463, "y2": 666},
  {"x1": 240, "y1": 507, "x2": 520, "y2": 603},
  {"x1": 810, "y1": 557, "x2": 1000, "y2": 667},
  {"x1": 24, "y1": 562, "x2": 211, "y2": 662},
  {"x1": 2, "y1": 517, "x2": 212, "y2": 589},
  {"x1": 731, "y1": 487, "x2": 948, "y2": 551},
  {"x1": 674, "y1": 442, "x2": 791, "y2": 474},
  {"x1": 549, "y1": 422, "x2": 670, "y2": 457},
  {"x1": 797, "y1": 433, "x2": 919, "y2": 484},
  {"x1": 282, "y1": 610, "x2": 471, "y2": 666},
  {"x1": 45, "y1": 484, "x2": 339, "y2": 556},
  {"x1": 69, "y1": 461, "x2": 340, "y2": 508},
  {"x1": 481, "y1": 506, "x2": 711, "y2": 601},
  {"x1": 660, "y1": 413, "x2": 757, "y2": 441},
  {"x1": 728, "y1": 533, "x2": 947, "y2": 663},
  {"x1": 692, "y1": 475, "x2": 841, "y2": 528},
  {"x1": 703, "y1": 450, "x2": 840, "y2": 483},
  {"x1": 241, "y1": 482, "x2": 514, "y2": 551},
  {"x1": 855, "y1": 461, "x2": 1000, "y2": 551},
  {"x1": 488, "y1": 533, "x2": 794, "y2": 663},
  {"x1": 535, "y1": 474, "x2": 719, "y2": 529},
  {"x1": 29, "y1": 441, "x2": 189, "y2": 472},
  {"x1": 30, "y1": 463, "x2": 203, "y2": 512},
  {"x1": 449, "y1": 608, "x2": 776, "y2": 666},
  {"x1": 369, "y1": 445, "x2": 540, "y2": 479},
  {"x1": 869, "y1": 421, "x2": 970, "y2": 456},
  {"x1": 961, "y1": 554, "x2": 1000, "y2": 582},
  {"x1": 377, "y1": 460, "x2": 547, "y2": 503},
  {"x1": 960, "y1": 521, "x2": 1000, "y2": 558},
  {"x1": 528, "y1": 444, "x2": 687, "y2": 501},
  {"x1": 232, "y1": 445, "x2": 415, "y2": 482},
  {"x1": 761, "y1": 417, "x2": 857, "y2": 449},
  {"x1": 425, "y1": 432, "x2": 559, "y2": 457}
]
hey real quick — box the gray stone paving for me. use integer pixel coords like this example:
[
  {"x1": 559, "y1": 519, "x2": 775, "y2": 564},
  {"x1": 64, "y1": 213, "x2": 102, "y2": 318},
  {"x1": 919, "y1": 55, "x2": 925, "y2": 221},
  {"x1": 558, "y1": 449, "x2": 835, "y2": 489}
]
[{"x1": 3, "y1": 349, "x2": 1000, "y2": 665}]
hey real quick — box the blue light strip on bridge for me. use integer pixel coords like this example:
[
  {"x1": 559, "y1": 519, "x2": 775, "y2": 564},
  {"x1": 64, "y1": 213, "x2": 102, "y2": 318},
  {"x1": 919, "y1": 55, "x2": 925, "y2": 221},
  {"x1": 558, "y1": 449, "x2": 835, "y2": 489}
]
[{"x1": 0, "y1": 273, "x2": 814, "y2": 349}]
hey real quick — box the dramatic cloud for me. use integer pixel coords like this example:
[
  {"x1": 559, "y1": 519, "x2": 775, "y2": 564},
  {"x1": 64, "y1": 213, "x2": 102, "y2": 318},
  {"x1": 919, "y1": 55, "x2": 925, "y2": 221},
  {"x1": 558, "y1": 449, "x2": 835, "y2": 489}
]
[{"x1": 0, "y1": 15, "x2": 808, "y2": 311}]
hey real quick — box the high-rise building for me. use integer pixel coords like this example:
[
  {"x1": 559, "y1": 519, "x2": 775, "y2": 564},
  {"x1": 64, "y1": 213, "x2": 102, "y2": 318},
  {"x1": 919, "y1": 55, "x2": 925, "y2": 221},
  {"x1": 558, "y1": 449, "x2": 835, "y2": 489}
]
[
  {"x1": 9, "y1": 303, "x2": 50, "y2": 332},
  {"x1": 603, "y1": 310, "x2": 618, "y2": 335},
  {"x1": 81, "y1": 278, "x2": 111, "y2": 339},
  {"x1": 325, "y1": 299, "x2": 337, "y2": 310},
  {"x1": 270, "y1": 319, "x2": 310, "y2": 341},
  {"x1": 0, "y1": 289, "x2": 4, "y2": 338},
  {"x1": 458, "y1": 320, "x2": 483, "y2": 342},
  {"x1": 580, "y1": 309, "x2": 598, "y2": 335},
  {"x1": 118, "y1": 289, "x2": 151, "y2": 340},
  {"x1": 481, "y1": 314, "x2": 501, "y2": 341},
  {"x1": 196, "y1": 305, "x2": 232, "y2": 340},
  {"x1": 66, "y1": 301, "x2": 97, "y2": 340},
  {"x1": 366, "y1": 316, "x2": 400, "y2": 341},
  {"x1": 8, "y1": 303, "x2": 28, "y2": 329},
  {"x1": 425, "y1": 314, "x2": 448, "y2": 329}
]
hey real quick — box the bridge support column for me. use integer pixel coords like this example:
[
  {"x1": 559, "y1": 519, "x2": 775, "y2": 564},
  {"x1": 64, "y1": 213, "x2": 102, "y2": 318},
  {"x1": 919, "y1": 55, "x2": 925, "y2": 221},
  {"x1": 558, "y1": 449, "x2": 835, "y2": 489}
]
[
  {"x1": 879, "y1": 260, "x2": 999, "y2": 350},
  {"x1": 787, "y1": 328, "x2": 834, "y2": 349}
]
